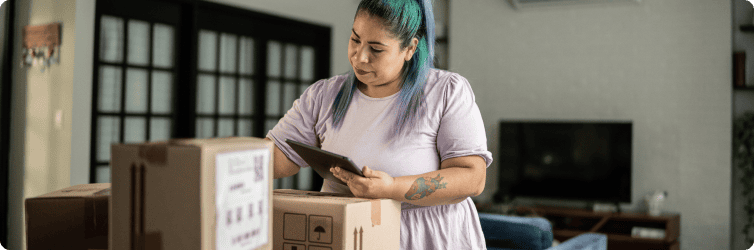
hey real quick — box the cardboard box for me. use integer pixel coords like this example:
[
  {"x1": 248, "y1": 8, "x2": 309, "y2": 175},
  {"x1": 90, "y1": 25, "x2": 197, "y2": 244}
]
[
  {"x1": 110, "y1": 137, "x2": 273, "y2": 250},
  {"x1": 25, "y1": 183, "x2": 110, "y2": 250},
  {"x1": 273, "y1": 190, "x2": 401, "y2": 250}
]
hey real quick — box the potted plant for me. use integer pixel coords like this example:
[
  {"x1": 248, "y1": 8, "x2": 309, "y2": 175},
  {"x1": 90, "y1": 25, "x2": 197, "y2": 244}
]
[{"x1": 733, "y1": 112, "x2": 754, "y2": 245}]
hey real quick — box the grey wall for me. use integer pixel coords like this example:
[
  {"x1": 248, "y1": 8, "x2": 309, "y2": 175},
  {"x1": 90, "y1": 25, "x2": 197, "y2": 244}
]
[
  {"x1": 0, "y1": 1, "x2": 7, "y2": 246},
  {"x1": 9, "y1": 0, "x2": 28, "y2": 248},
  {"x1": 450, "y1": 1, "x2": 731, "y2": 250}
]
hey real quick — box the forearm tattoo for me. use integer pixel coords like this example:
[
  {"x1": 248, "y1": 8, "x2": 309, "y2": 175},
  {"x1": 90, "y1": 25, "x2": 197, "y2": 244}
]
[{"x1": 404, "y1": 174, "x2": 448, "y2": 200}]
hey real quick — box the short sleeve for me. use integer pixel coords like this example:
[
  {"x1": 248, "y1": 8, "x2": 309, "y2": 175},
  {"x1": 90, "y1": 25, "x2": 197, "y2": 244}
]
[
  {"x1": 436, "y1": 74, "x2": 493, "y2": 167},
  {"x1": 266, "y1": 78, "x2": 329, "y2": 168}
]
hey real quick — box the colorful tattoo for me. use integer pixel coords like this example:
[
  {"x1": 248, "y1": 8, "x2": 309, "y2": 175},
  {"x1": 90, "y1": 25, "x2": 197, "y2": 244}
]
[{"x1": 404, "y1": 174, "x2": 448, "y2": 200}]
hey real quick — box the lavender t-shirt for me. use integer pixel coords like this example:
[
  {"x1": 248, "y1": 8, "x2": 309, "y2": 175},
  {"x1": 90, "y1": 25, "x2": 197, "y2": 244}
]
[
  {"x1": 268, "y1": 69, "x2": 492, "y2": 183},
  {"x1": 267, "y1": 68, "x2": 492, "y2": 249}
]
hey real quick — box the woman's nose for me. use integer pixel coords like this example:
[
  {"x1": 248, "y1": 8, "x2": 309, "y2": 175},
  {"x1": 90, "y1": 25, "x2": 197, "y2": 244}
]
[{"x1": 353, "y1": 46, "x2": 369, "y2": 63}]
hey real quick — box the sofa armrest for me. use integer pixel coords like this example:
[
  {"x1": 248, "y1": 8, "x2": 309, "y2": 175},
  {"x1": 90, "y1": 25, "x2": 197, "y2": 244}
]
[
  {"x1": 546, "y1": 233, "x2": 607, "y2": 250},
  {"x1": 478, "y1": 213, "x2": 554, "y2": 250}
]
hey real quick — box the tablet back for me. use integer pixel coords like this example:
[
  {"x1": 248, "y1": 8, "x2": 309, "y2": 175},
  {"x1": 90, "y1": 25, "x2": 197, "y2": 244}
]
[{"x1": 285, "y1": 139, "x2": 364, "y2": 186}]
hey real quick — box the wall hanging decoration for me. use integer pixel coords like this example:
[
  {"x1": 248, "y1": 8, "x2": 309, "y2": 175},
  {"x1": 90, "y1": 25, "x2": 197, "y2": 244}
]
[{"x1": 21, "y1": 22, "x2": 61, "y2": 72}]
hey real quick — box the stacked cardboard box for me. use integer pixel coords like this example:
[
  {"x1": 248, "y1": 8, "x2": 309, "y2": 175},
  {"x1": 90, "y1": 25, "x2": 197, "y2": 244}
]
[
  {"x1": 273, "y1": 189, "x2": 401, "y2": 250},
  {"x1": 110, "y1": 137, "x2": 273, "y2": 250},
  {"x1": 25, "y1": 183, "x2": 111, "y2": 250}
]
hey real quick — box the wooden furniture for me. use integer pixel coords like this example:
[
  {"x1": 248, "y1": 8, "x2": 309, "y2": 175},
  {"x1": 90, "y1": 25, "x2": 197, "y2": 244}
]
[{"x1": 513, "y1": 206, "x2": 680, "y2": 250}]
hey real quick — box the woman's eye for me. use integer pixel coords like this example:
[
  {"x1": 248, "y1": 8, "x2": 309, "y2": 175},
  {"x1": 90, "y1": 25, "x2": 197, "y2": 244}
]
[
  {"x1": 371, "y1": 47, "x2": 383, "y2": 53},
  {"x1": 351, "y1": 38, "x2": 360, "y2": 44}
]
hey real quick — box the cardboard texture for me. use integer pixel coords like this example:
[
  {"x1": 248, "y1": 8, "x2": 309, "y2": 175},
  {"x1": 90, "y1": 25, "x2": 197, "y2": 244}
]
[
  {"x1": 25, "y1": 183, "x2": 111, "y2": 250},
  {"x1": 273, "y1": 190, "x2": 401, "y2": 250},
  {"x1": 110, "y1": 137, "x2": 273, "y2": 250}
]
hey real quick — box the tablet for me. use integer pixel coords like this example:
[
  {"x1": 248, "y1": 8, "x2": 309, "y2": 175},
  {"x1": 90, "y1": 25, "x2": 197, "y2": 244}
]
[{"x1": 285, "y1": 139, "x2": 364, "y2": 185}]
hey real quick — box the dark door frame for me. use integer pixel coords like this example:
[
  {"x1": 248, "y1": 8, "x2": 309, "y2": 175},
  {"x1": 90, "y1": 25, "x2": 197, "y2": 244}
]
[{"x1": 0, "y1": 0, "x2": 15, "y2": 248}]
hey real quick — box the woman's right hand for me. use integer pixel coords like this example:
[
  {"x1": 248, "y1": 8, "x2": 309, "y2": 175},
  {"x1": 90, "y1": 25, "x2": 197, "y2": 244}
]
[
  {"x1": 265, "y1": 138, "x2": 301, "y2": 179},
  {"x1": 331, "y1": 166, "x2": 396, "y2": 199}
]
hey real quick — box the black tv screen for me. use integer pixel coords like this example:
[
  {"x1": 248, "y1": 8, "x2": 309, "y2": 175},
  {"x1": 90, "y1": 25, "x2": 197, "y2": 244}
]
[{"x1": 495, "y1": 121, "x2": 632, "y2": 203}]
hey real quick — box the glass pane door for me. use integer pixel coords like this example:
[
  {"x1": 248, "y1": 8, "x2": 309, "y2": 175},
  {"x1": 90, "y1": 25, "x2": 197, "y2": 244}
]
[
  {"x1": 195, "y1": 30, "x2": 256, "y2": 138},
  {"x1": 91, "y1": 1, "x2": 330, "y2": 190},
  {"x1": 92, "y1": 15, "x2": 177, "y2": 183},
  {"x1": 265, "y1": 41, "x2": 318, "y2": 190}
]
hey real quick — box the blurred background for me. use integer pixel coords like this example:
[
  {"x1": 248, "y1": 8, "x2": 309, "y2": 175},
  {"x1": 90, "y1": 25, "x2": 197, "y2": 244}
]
[{"x1": 0, "y1": 0, "x2": 741, "y2": 249}]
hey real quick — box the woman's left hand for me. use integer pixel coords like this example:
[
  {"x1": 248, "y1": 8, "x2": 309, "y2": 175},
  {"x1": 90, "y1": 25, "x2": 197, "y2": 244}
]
[{"x1": 331, "y1": 166, "x2": 395, "y2": 199}]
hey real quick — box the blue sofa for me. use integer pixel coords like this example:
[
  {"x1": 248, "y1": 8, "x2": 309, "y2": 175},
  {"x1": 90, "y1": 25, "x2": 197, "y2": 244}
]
[{"x1": 479, "y1": 213, "x2": 607, "y2": 250}]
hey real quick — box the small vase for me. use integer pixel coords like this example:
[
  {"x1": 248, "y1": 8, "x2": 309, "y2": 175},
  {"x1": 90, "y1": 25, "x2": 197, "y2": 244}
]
[{"x1": 644, "y1": 190, "x2": 667, "y2": 216}]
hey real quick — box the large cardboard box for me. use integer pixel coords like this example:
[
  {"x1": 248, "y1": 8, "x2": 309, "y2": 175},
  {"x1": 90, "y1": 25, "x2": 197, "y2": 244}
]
[
  {"x1": 273, "y1": 190, "x2": 401, "y2": 250},
  {"x1": 25, "y1": 183, "x2": 110, "y2": 250},
  {"x1": 111, "y1": 137, "x2": 273, "y2": 250}
]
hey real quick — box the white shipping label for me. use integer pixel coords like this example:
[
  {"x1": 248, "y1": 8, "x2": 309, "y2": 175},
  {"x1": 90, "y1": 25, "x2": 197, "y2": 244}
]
[{"x1": 216, "y1": 149, "x2": 270, "y2": 250}]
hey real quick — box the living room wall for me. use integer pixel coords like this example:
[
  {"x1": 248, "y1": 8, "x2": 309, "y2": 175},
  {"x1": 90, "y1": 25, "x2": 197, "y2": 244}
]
[
  {"x1": 7, "y1": 0, "x2": 94, "y2": 249},
  {"x1": 450, "y1": 1, "x2": 731, "y2": 250}
]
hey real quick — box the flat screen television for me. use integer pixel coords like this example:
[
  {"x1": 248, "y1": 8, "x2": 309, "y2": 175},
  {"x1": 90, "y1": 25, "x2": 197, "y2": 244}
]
[{"x1": 494, "y1": 120, "x2": 632, "y2": 204}]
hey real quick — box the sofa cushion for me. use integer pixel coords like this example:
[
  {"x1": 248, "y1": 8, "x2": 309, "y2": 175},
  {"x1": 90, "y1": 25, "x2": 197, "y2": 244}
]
[{"x1": 479, "y1": 213, "x2": 553, "y2": 250}]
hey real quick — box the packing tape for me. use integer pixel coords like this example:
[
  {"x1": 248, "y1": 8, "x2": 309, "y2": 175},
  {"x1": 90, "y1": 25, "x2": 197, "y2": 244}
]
[
  {"x1": 138, "y1": 144, "x2": 167, "y2": 165},
  {"x1": 371, "y1": 199, "x2": 381, "y2": 226}
]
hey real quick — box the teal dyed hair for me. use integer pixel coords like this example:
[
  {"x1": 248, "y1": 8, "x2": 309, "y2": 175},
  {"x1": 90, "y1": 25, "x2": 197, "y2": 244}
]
[{"x1": 331, "y1": 0, "x2": 436, "y2": 137}]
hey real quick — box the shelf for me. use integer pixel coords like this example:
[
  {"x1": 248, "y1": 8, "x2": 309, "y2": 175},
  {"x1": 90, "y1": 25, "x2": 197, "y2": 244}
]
[
  {"x1": 475, "y1": 204, "x2": 680, "y2": 249},
  {"x1": 518, "y1": 206, "x2": 680, "y2": 250},
  {"x1": 553, "y1": 229, "x2": 666, "y2": 243}
]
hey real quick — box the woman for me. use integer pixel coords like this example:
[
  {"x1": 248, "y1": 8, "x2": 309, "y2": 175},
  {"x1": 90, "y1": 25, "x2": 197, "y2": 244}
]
[{"x1": 266, "y1": 0, "x2": 492, "y2": 249}]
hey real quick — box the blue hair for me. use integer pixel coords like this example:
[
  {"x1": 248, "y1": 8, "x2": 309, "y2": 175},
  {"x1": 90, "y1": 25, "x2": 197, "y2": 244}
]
[{"x1": 331, "y1": 0, "x2": 436, "y2": 137}]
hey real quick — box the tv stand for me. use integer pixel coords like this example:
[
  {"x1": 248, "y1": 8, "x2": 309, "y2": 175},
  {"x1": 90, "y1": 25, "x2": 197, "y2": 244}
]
[{"x1": 514, "y1": 206, "x2": 680, "y2": 250}]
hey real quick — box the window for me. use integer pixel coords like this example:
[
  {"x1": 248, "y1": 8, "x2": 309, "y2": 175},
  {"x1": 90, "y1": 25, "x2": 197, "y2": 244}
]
[
  {"x1": 91, "y1": 0, "x2": 181, "y2": 183},
  {"x1": 194, "y1": 3, "x2": 330, "y2": 190},
  {"x1": 91, "y1": 1, "x2": 330, "y2": 191},
  {"x1": 194, "y1": 31, "x2": 256, "y2": 138}
]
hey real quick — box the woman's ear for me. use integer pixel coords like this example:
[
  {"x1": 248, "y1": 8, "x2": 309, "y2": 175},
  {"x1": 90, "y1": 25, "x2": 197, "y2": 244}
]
[{"x1": 404, "y1": 37, "x2": 419, "y2": 61}]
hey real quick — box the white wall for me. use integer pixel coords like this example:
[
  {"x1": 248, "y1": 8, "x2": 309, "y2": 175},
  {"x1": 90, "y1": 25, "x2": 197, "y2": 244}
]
[
  {"x1": 70, "y1": 0, "x2": 94, "y2": 187},
  {"x1": 451, "y1": 1, "x2": 731, "y2": 250},
  {"x1": 8, "y1": 0, "x2": 93, "y2": 249}
]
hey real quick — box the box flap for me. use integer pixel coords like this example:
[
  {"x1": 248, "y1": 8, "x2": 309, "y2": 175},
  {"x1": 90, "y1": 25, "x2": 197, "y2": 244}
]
[
  {"x1": 114, "y1": 137, "x2": 270, "y2": 166},
  {"x1": 273, "y1": 189, "x2": 379, "y2": 204},
  {"x1": 32, "y1": 183, "x2": 111, "y2": 199},
  {"x1": 168, "y1": 137, "x2": 268, "y2": 147},
  {"x1": 273, "y1": 190, "x2": 390, "y2": 226}
]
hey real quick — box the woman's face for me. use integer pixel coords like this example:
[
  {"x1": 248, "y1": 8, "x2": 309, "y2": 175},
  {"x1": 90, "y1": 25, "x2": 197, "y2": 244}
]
[{"x1": 349, "y1": 11, "x2": 417, "y2": 95}]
